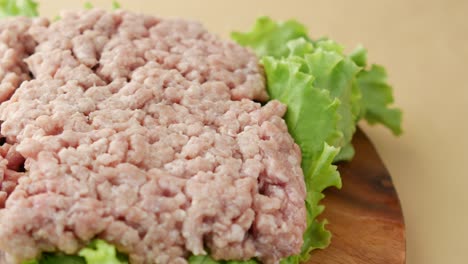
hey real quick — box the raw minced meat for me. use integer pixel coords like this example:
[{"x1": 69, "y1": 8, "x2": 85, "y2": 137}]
[
  {"x1": 0, "y1": 143, "x2": 25, "y2": 208},
  {"x1": 0, "y1": 17, "x2": 47, "y2": 103},
  {"x1": 0, "y1": 9, "x2": 306, "y2": 264}
]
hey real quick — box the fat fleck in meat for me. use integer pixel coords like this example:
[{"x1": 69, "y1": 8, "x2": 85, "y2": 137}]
[{"x1": 0, "y1": 9, "x2": 306, "y2": 264}]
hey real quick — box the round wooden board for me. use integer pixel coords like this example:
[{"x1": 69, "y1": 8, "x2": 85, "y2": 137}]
[{"x1": 307, "y1": 129, "x2": 406, "y2": 264}]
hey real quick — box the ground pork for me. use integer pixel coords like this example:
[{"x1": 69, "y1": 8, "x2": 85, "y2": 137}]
[
  {"x1": 0, "y1": 144, "x2": 25, "y2": 208},
  {"x1": 0, "y1": 9, "x2": 306, "y2": 264},
  {"x1": 0, "y1": 17, "x2": 47, "y2": 103}
]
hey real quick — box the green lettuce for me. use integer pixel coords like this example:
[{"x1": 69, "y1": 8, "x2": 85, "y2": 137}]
[
  {"x1": 262, "y1": 48, "x2": 343, "y2": 264},
  {"x1": 261, "y1": 54, "x2": 343, "y2": 159},
  {"x1": 0, "y1": 0, "x2": 38, "y2": 18},
  {"x1": 231, "y1": 16, "x2": 309, "y2": 58},
  {"x1": 280, "y1": 143, "x2": 340, "y2": 264},
  {"x1": 84, "y1": 2, "x2": 93, "y2": 10},
  {"x1": 262, "y1": 50, "x2": 343, "y2": 262},
  {"x1": 22, "y1": 240, "x2": 127, "y2": 264},
  {"x1": 79, "y1": 240, "x2": 128, "y2": 264},
  {"x1": 112, "y1": 1, "x2": 121, "y2": 10},
  {"x1": 356, "y1": 65, "x2": 403, "y2": 135},
  {"x1": 230, "y1": 16, "x2": 402, "y2": 263},
  {"x1": 349, "y1": 46, "x2": 402, "y2": 135},
  {"x1": 232, "y1": 16, "x2": 402, "y2": 157},
  {"x1": 287, "y1": 38, "x2": 362, "y2": 161}
]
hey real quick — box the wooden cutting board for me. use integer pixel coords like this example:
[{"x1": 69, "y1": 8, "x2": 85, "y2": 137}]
[{"x1": 308, "y1": 129, "x2": 406, "y2": 264}]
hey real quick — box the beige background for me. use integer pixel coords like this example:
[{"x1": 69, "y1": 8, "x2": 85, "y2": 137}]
[{"x1": 37, "y1": 0, "x2": 468, "y2": 263}]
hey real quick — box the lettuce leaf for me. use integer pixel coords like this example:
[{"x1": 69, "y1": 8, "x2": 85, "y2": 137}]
[
  {"x1": 21, "y1": 240, "x2": 126, "y2": 264},
  {"x1": 234, "y1": 24, "x2": 361, "y2": 161},
  {"x1": 261, "y1": 54, "x2": 342, "y2": 171},
  {"x1": 112, "y1": 1, "x2": 121, "y2": 10},
  {"x1": 79, "y1": 240, "x2": 128, "y2": 264},
  {"x1": 350, "y1": 46, "x2": 402, "y2": 135},
  {"x1": 231, "y1": 16, "x2": 402, "y2": 264},
  {"x1": 0, "y1": 0, "x2": 38, "y2": 18},
  {"x1": 286, "y1": 38, "x2": 362, "y2": 161},
  {"x1": 263, "y1": 52, "x2": 342, "y2": 264},
  {"x1": 280, "y1": 143, "x2": 340, "y2": 264},
  {"x1": 233, "y1": 17, "x2": 402, "y2": 157},
  {"x1": 231, "y1": 16, "x2": 309, "y2": 58},
  {"x1": 84, "y1": 2, "x2": 94, "y2": 10},
  {"x1": 355, "y1": 64, "x2": 403, "y2": 135}
]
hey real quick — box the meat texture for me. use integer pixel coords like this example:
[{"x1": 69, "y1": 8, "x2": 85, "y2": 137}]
[
  {"x1": 0, "y1": 17, "x2": 47, "y2": 103},
  {"x1": 0, "y1": 9, "x2": 306, "y2": 264}
]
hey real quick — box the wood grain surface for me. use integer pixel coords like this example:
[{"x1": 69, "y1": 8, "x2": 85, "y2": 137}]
[{"x1": 308, "y1": 129, "x2": 406, "y2": 264}]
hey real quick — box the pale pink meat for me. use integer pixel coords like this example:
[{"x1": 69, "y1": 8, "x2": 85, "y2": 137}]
[
  {"x1": 0, "y1": 9, "x2": 306, "y2": 264},
  {"x1": 0, "y1": 17, "x2": 47, "y2": 103},
  {"x1": 0, "y1": 144, "x2": 25, "y2": 208}
]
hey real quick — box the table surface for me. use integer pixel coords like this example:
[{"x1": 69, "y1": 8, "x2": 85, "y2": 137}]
[{"x1": 37, "y1": 1, "x2": 468, "y2": 263}]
